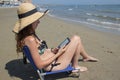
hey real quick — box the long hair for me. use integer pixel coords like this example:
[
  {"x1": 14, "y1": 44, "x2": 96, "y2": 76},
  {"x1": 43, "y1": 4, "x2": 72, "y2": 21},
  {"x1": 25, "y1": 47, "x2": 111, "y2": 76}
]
[{"x1": 15, "y1": 24, "x2": 35, "y2": 53}]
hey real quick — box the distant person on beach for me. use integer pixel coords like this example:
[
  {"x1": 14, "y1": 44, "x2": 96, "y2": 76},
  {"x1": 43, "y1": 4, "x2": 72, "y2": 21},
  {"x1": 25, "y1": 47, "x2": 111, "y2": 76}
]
[{"x1": 13, "y1": 3, "x2": 98, "y2": 74}]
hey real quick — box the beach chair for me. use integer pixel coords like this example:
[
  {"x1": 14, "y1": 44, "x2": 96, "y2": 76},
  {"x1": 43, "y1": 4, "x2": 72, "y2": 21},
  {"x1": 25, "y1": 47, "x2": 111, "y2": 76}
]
[{"x1": 22, "y1": 45, "x2": 80, "y2": 80}]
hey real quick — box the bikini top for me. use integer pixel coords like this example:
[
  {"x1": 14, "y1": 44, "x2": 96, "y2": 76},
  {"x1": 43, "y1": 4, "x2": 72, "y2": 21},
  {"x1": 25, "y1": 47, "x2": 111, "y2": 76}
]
[
  {"x1": 38, "y1": 41, "x2": 47, "y2": 55},
  {"x1": 22, "y1": 33, "x2": 48, "y2": 55},
  {"x1": 33, "y1": 33, "x2": 48, "y2": 55}
]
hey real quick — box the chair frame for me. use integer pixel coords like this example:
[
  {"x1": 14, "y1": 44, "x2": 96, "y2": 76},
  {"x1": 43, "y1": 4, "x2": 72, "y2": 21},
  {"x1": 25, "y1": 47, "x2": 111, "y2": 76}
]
[{"x1": 22, "y1": 45, "x2": 80, "y2": 80}]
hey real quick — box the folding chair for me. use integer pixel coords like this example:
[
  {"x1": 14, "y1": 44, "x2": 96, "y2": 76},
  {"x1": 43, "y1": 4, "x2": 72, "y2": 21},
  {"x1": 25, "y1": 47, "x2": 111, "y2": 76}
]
[{"x1": 23, "y1": 45, "x2": 80, "y2": 80}]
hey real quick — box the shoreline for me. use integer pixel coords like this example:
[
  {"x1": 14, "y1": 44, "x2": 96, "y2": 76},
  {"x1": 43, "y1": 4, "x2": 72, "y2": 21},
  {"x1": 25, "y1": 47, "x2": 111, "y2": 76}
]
[
  {"x1": 0, "y1": 8, "x2": 120, "y2": 80},
  {"x1": 48, "y1": 14, "x2": 120, "y2": 36}
]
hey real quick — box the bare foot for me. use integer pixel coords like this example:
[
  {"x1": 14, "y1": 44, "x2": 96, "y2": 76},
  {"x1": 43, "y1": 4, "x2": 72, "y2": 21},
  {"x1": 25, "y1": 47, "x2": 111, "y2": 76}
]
[
  {"x1": 83, "y1": 56, "x2": 99, "y2": 62},
  {"x1": 73, "y1": 66, "x2": 88, "y2": 72}
]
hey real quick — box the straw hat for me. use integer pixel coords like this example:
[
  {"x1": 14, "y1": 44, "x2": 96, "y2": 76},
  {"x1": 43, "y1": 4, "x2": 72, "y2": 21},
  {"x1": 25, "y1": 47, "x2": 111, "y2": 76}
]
[{"x1": 13, "y1": 3, "x2": 48, "y2": 33}]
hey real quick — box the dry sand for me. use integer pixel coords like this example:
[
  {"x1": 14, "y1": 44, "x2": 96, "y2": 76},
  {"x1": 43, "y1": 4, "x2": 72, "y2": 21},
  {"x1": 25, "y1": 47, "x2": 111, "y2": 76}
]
[{"x1": 0, "y1": 7, "x2": 120, "y2": 80}]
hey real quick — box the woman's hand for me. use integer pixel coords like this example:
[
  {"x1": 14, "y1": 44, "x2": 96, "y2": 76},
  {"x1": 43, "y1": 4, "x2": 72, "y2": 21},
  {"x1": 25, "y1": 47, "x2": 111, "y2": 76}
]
[
  {"x1": 51, "y1": 48, "x2": 59, "y2": 54},
  {"x1": 57, "y1": 46, "x2": 67, "y2": 56}
]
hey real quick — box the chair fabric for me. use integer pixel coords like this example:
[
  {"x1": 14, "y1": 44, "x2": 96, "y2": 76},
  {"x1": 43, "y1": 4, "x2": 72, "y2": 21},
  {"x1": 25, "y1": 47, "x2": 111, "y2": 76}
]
[{"x1": 22, "y1": 45, "x2": 79, "y2": 80}]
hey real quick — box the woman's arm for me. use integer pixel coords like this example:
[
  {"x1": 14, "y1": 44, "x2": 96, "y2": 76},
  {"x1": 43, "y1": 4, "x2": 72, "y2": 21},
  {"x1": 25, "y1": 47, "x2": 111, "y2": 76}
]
[{"x1": 24, "y1": 36, "x2": 65, "y2": 69}]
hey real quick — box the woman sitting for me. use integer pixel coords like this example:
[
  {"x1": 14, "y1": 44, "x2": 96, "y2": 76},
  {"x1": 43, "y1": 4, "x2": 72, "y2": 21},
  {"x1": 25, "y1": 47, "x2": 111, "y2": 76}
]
[{"x1": 13, "y1": 3, "x2": 98, "y2": 73}]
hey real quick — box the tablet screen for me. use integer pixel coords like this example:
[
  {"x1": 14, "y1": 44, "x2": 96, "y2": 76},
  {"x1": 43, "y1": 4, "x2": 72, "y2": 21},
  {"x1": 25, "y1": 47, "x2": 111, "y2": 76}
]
[{"x1": 58, "y1": 37, "x2": 70, "y2": 48}]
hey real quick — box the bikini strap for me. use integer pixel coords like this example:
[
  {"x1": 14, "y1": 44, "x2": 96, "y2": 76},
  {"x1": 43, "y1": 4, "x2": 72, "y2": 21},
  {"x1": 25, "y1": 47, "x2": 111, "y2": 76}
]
[{"x1": 33, "y1": 33, "x2": 41, "y2": 41}]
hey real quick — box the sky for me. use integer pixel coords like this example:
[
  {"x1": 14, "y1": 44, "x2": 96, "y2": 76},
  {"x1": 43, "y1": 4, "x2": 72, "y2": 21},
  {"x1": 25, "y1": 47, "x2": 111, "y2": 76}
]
[{"x1": 34, "y1": 0, "x2": 120, "y2": 5}]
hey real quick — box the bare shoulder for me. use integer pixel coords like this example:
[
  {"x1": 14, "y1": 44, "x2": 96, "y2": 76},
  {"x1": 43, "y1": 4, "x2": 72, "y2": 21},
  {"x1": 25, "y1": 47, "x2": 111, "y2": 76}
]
[{"x1": 24, "y1": 36, "x2": 36, "y2": 45}]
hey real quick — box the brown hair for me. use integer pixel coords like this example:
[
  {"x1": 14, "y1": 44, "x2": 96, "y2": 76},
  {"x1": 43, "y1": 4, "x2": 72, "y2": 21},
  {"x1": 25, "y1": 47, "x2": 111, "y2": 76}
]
[{"x1": 15, "y1": 24, "x2": 35, "y2": 53}]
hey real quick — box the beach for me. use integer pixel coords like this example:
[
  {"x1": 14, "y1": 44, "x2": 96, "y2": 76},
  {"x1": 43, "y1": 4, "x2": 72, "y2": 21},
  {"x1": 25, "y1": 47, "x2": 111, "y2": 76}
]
[{"x1": 0, "y1": 7, "x2": 120, "y2": 80}]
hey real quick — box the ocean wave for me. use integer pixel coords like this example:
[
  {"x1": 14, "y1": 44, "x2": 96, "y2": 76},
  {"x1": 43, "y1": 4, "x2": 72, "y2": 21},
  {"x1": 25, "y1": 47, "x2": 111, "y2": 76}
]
[
  {"x1": 68, "y1": 8, "x2": 73, "y2": 11},
  {"x1": 102, "y1": 26, "x2": 120, "y2": 32},
  {"x1": 86, "y1": 13, "x2": 120, "y2": 21},
  {"x1": 87, "y1": 19, "x2": 120, "y2": 27},
  {"x1": 99, "y1": 10, "x2": 120, "y2": 14},
  {"x1": 86, "y1": 13, "x2": 107, "y2": 18},
  {"x1": 49, "y1": 13, "x2": 120, "y2": 33},
  {"x1": 86, "y1": 13, "x2": 92, "y2": 16}
]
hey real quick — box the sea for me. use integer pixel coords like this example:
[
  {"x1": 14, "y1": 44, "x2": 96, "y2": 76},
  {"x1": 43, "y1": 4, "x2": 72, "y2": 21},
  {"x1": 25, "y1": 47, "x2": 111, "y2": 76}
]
[{"x1": 38, "y1": 4, "x2": 120, "y2": 35}]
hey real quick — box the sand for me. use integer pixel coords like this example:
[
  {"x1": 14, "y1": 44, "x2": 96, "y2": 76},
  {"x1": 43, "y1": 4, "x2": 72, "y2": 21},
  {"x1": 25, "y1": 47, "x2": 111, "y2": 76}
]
[{"x1": 0, "y1": 7, "x2": 120, "y2": 80}]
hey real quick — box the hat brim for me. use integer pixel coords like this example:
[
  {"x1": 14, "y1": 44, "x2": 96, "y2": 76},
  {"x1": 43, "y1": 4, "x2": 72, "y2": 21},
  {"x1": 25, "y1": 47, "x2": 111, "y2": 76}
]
[{"x1": 13, "y1": 11, "x2": 45, "y2": 33}]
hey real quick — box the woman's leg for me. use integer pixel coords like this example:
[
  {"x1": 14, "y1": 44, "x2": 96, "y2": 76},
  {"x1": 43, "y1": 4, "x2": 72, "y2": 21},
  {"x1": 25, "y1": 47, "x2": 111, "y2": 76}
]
[
  {"x1": 71, "y1": 35, "x2": 89, "y2": 63},
  {"x1": 72, "y1": 35, "x2": 98, "y2": 62},
  {"x1": 47, "y1": 35, "x2": 98, "y2": 71},
  {"x1": 51, "y1": 35, "x2": 86, "y2": 71},
  {"x1": 70, "y1": 35, "x2": 88, "y2": 72}
]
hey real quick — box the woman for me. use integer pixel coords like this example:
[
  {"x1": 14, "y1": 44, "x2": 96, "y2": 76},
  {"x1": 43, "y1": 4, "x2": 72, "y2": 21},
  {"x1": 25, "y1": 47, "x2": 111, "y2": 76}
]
[{"x1": 13, "y1": 3, "x2": 98, "y2": 73}]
